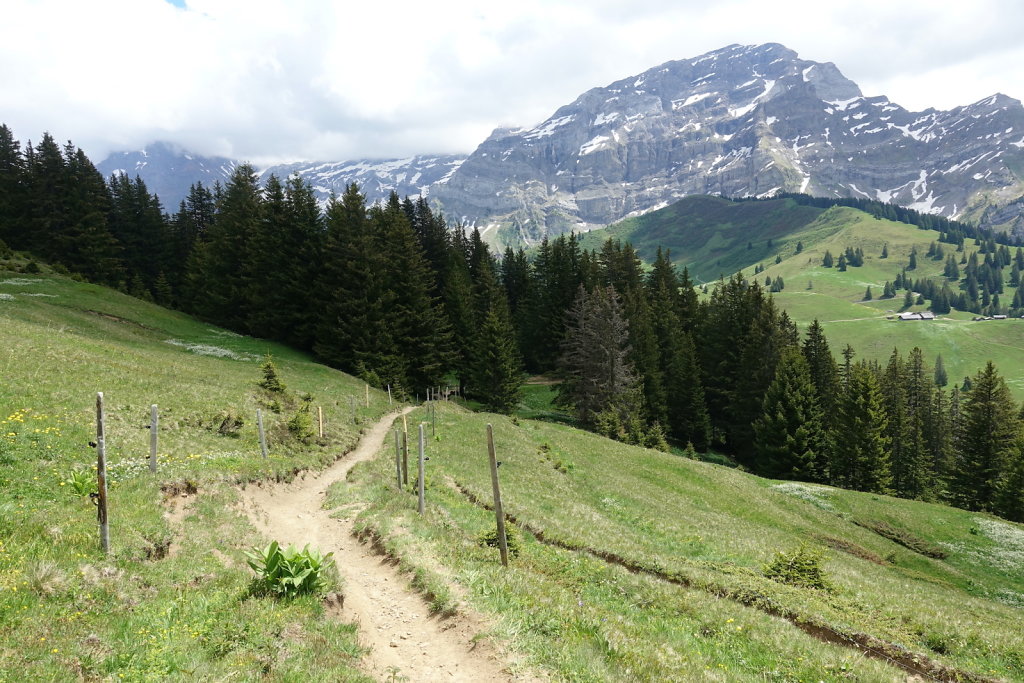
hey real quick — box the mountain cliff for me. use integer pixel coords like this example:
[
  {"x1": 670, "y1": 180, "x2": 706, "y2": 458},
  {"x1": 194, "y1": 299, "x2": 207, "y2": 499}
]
[
  {"x1": 98, "y1": 43, "x2": 1024, "y2": 244},
  {"x1": 429, "y1": 43, "x2": 1024, "y2": 243}
]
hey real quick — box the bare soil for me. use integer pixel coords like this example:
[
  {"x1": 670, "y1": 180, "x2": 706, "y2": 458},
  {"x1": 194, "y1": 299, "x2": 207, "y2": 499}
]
[{"x1": 239, "y1": 408, "x2": 531, "y2": 682}]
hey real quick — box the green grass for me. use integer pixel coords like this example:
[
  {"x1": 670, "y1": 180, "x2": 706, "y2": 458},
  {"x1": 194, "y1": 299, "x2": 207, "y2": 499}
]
[
  {"x1": 0, "y1": 264, "x2": 391, "y2": 680},
  {"x1": 348, "y1": 401, "x2": 1024, "y2": 682},
  {"x1": 577, "y1": 195, "x2": 825, "y2": 283},
  {"x1": 582, "y1": 198, "x2": 1024, "y2": 398},
  {"x1": 4, "y1": 258, "x2": 1023, "y2": 681}
]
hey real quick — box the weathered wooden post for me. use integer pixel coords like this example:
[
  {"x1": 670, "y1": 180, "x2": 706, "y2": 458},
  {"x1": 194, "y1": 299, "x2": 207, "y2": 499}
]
[
  {"x1": 394, "y1": 429, "x2": 402, "y2": 488},
  {"x1": 317, "y1": 406, "x2": 324, "y2": 439},
  {"x1": 401, "y1": 428, "x2": 409, "y2": 487},
  {"x1": 96, "y1": 392, "x2": 110, "y2": 555},
  {"x1": 486, "y1": 424, "x2": 508, "y2": 567},
  {"x1": 257, "y1": 409, "x2": 268, "y2": 458},
  {"x1": 387, "y1": 384, "x2": 393, "y2": 405},
  {"x1": 149, "y1": 404, "x2": 158, "y2": 473},
  {"x1": 431, "y1": 400, "x2": 436, "y2": 436},
  {"x1": 418, "y1": 423, "x2": 426, "y2": 515},
  {"x1": 365, "y1": 383, "x2": 369, "y2": 408},
  {"x1": 350, "y1": 396, "x2": 356, "y2": 424}
]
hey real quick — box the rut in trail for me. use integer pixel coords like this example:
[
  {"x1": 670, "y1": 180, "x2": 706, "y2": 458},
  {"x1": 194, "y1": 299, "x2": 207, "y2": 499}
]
[{"x1": 240, "y1": 407, "x2": 531, "y2": 682}]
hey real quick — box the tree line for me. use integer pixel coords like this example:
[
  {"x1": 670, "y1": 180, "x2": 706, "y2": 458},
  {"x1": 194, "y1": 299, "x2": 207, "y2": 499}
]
[{"x1": 0, "y1": 124, "x2": 1020, "y2": 521}]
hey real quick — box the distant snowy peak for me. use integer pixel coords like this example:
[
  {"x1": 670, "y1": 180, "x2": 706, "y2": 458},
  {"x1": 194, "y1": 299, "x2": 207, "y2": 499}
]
[
  {"x1": 263, "y1": 155, "x2": 466, "y2": 206},
  {"x1": 429, "y1": 42, "x2": 1024, "y2": 243},
  {"x1": 96, "y1": 142, "x2": 238, "y2": 209},
  {"x1": 97, "y1": 144, "x2": 467, "y2": 210}
]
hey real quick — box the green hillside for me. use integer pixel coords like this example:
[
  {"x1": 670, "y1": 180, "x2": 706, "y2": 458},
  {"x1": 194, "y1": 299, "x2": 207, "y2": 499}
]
[
  {"x1": 2, "y1": 261, "x2": 1023, "y2": 682},
  {"x1": 581, "y1": 198, "x2": 1024, "y2": 398},
  {"x1": 0, "y1": 265, "x2": 392, "y2": 680},
  {"x1": 577, "y1": 195, "x2": 825, "y2": 283},
  {"x1": 351, "y1": 401, "x2": 1024, "y2": 681}
]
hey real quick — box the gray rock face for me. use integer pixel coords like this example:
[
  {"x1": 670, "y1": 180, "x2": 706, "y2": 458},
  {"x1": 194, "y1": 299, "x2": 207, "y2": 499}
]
[
  {"x1": 96, "y1": 142, "x2": 238, "y2": 210},
  {"x1": 262, "y1": 155, "x2": 466, "y2": 207},
  {"x1": 97, "y1": 143, "x2": 466, "y2": 211},
  {"x1": 98, "y1": 43, "x2": 1024, "y2": 243},
  {"x1": 429, "y1": 43, "x2": 1024, "y2": 243}
]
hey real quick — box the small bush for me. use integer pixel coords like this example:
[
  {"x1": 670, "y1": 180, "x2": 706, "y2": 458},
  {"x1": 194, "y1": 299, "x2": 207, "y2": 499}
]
[
  {"x1": 763, "y1": 544, "x2": 832, "y2": 591},
  {"x1": 245, "y1": 541, "x2": 334, "y2": 598},
  {"x1": 477, "y1": 524, "x2": 521, "y2": 558},
  {"x1": 214, "y1": 409, "x2": 244, "y2": 437},
  {"x1": 258, "y1": 355, "x2": 286, "y2": 394}
]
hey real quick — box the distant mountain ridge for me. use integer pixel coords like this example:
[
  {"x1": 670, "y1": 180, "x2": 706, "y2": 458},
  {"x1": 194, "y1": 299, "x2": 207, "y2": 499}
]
[
  {"x1": 97, "y1": 143, "x2": 465, "y2": 211},
  {"x1": 98, "y1": 43, "x2": 1024, "y2": 242}
]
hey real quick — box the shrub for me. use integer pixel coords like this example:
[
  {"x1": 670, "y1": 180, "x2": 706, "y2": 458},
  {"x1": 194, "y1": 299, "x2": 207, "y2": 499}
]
[
  {"x1": 762, "y1": 544, "x2": 832, "y2": 591},
  {"x1": 477, "y1": 524, "x2": 521, "y2": 558},
  {"x1": 258, "y1": 355, "x2": 286, "y2": 394},
  {"x1": 245, "y1": 541, "x2": 334, "y2": 598}
]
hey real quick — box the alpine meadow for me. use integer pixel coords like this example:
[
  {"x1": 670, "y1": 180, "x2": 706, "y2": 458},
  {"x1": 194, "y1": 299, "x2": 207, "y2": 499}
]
[{"x1": 3, "y1": 36, "x2": 1024, "y2": 683}]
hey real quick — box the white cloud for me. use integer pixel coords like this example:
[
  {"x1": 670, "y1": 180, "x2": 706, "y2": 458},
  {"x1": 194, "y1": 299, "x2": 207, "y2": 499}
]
[{"x1": 1, "y1": 0, "x2": 1021, "y2": 163}]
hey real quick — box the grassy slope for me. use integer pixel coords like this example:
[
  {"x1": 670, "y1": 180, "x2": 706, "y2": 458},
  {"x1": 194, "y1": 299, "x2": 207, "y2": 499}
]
[
  {"x1": 582, "y1": 198, "x2": 1024, "y2": 398},
  {"x1": 0, "y1": 266, "x2": 391, "y2": 680},
  {"x1": 350, "y1": 401, "x2": 1024, "y2": 681},
  {"x1": 3, "y1": 260, "x2": 1023, "y2": 681},
  {"x1": 577, "y1": 195, "x2": 825, "y2": 283}
]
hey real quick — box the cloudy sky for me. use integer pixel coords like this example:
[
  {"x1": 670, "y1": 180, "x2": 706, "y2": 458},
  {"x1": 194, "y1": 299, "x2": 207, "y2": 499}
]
[{"x1": 2, "y1": 0, "x2": 1022, "y2": 165}]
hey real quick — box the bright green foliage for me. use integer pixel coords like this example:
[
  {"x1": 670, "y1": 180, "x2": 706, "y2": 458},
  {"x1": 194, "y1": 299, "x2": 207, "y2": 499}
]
[
  {"x1": 753, "y1": 347, "x2": 827, "y2": 481},
  {"x1": 762, "y1": 544, "x2": 832, "y2": 591},
  {"x1": 477, "y1": 524, "x2": 521, "y2": 558},
  {"x1": 64, "y1": 468, "x2": 94, "y2": 497},
  {"x1": 245, "y1": 541, "x2": 334, "y2": 598}
]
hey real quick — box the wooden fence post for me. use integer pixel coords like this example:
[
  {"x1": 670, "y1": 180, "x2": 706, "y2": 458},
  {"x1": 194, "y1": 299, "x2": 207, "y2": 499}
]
[
  {"x1": 418, "y1": 423, "x2": 426, "y2": 515},
  {"x1": 149, "y1": 404, "x2": 158, "y2": 473},
  {"x1": 257, "y1": 409, "x2": 268, "y2": 458},
  {"x1": 365, "y1": 383, "x2": 369, "y2": 408},
  {"x1": 431, "y1": 400, "x2": 436, "y2": 436},
  {"x1": 486, "y1": 423, "x2": 508, "y2": 567},
  {"x1": 317, "y1": 406, "x2": 324, "y2": 439},
  {"x1": 394, "y1": 429, "x2": 402, "y2": 488},
  {"x1": 350, "y1": 396, "x2": 356, "y2": 424},
  {"x1": 96, "y1": 392, "x2": 110, "y2": 555},
  {"x1": 387, "y1": 384, "x2": 393, "y2": 405},
  {"x1": 401, "y1": 429, "x2": 409, "y2": 486}
]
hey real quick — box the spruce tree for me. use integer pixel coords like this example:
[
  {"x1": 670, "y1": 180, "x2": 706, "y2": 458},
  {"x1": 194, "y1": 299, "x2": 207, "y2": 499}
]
[
  {"x1": 949, "y1": 362, "x2": 1021, "y2": 511},
  {"x1": 189, "y1": 164, "x2": 262, "y2": 330},
  {"x1": 467, "y1": 306, "x2": 523, "y2": 413},
  {"x1": 0, "y1": 124, "x2": 25, "y2": 249},
  {"x1": 753, "y1": 347, "x2": 827, "y2": 481},
  {"x1": 314, "y1": 184, "x2": 397, "y2": 382},
  {"x1": 557, "y1": 285, "x2": 642, "y2": 431},
  {"x1": 833, "y1": 363, "x2": 891, "y2": 493},
  {"x1": 934, "y1": 354, "x2": 948, "y2": 387}
]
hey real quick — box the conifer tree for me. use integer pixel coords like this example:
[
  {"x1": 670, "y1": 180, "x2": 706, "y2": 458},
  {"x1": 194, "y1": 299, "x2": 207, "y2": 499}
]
[
  {"x1": 314, "y1": 184, "x2": 397, "y2": 382},
  {"x1": 753, "y1": 347, "x2": 827, "y2": 481},
  {"x1": 189, "y1": 164, "x2": 262, "y2": 329},
  {"x1": 949, "y1": 362, "x2": 1021, "y2": 511},
  {"x1": 0, "y1": 124, "x2": 25, "y2": 249},
  {"x1": 934, "y1": 354, "x2": 948, "y2": 387},
  {"x1": 557, "y1": 285, "x2": 642, "y2": 432},
  {"x1": 995, "y1": 439, "x2": 1024, "y2": 521},
  {"x1": 833, "y1": 363, "x2": 891, "y2": 493}
]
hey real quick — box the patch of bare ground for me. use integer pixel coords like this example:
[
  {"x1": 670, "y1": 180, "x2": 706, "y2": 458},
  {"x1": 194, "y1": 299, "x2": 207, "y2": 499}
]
[{"x1": 239, "y1": 407, "x2": 538, "y2": 682}]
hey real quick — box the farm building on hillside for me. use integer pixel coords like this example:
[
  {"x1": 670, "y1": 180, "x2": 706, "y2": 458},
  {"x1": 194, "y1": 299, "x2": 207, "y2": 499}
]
[{"x1": 898, "y1": 311, "x2": 936, "y2": 321}]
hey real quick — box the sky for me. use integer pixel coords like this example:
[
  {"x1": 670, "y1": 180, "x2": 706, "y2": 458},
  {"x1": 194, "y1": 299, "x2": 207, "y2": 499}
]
[{"x1": 2, "y1": 0, "x2": 1022, "y2": 165}]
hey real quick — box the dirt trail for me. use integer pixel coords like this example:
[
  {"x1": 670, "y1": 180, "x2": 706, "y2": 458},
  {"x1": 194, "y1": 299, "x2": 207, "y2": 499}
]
[{"x1": 239, "y1": 408, "x2": 524, "y2": 682}]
